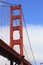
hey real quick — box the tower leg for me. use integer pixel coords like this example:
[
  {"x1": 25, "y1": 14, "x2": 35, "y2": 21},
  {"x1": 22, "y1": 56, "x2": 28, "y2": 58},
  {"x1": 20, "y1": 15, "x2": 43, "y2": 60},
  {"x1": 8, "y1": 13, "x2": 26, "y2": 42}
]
[{"x1": 10, "y1": 60, "x2": 13, "y2": 65}]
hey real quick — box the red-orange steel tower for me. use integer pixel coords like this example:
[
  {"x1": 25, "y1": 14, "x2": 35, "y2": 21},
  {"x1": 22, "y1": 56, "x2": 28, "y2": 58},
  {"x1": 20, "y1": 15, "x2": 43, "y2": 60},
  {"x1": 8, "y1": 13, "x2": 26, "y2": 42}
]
[{"x1": 10, "y1": 5, "x2": 23, "y2": 56}]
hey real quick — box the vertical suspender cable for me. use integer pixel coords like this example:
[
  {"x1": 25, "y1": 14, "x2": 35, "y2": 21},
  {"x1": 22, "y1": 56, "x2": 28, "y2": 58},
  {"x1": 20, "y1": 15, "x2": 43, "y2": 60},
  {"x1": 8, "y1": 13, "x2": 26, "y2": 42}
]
[
  {"x1": 0, "y1": 5, "x2": 3, "y2": 39},
  {"x1": 0, "y1": 6, "x2": 2, "y2": 39},
  {"x1": 23, "y1": 44, "x2": 31, "y2": 62}
]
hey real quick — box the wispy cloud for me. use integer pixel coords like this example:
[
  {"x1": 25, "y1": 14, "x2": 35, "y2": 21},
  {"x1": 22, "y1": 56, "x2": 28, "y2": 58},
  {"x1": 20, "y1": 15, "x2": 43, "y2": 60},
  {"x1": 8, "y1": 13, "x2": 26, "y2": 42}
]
[{"x1": 0, "y1": 25, "x2": 43, "y2": 65}]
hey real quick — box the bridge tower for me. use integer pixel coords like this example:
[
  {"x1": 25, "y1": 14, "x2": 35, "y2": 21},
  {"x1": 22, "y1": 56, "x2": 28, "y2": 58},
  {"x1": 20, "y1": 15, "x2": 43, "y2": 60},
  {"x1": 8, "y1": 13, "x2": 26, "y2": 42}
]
[
  {"x1": 10, "y1": 5, "x2": 23, "y2": 55},
  {"x1": 10, "y1": 5, "x2": 23, "y2": 65}
]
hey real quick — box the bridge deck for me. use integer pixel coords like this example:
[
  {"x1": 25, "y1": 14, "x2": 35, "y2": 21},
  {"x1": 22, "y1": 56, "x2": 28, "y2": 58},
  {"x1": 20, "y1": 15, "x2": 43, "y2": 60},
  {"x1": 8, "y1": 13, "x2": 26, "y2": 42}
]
[{"x1": 0, "y1": 39, "x2": 31, "y2": 65}]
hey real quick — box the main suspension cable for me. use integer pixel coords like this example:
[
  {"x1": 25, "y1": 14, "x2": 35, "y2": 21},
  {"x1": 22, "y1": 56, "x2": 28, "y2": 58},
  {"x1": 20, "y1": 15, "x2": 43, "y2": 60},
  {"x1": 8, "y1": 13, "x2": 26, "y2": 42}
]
[
  {"x1": 22, "y1": 9, "x2": 37, "y2": 65},
  {"x1": 0, "y1": 1, "x2": 15, "y2": 6}
]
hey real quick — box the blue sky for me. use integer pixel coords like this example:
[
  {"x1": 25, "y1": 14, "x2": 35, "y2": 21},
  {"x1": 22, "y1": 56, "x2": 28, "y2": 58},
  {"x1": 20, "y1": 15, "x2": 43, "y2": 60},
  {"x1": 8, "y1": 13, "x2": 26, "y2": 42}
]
[
  {"x1": 0, "y1": 0, "x2": 43, "y2": 26},
  {"x1": 0, "y1": 0, "x2": 43, "y2": 65}
]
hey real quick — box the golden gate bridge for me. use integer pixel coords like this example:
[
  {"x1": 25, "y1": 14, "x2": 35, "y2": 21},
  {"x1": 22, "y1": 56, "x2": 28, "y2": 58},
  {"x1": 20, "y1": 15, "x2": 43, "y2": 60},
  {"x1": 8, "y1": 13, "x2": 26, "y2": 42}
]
[{"x1": 0, "y1": 1, "x2": 37, "y2": 65}]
